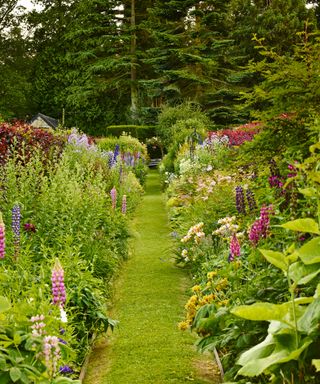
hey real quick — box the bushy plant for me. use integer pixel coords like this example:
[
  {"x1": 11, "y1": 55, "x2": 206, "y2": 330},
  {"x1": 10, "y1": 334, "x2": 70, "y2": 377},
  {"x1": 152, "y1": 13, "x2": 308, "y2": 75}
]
[{"x1": 0, "y1": 129, "x2": 143, "y2": 379}]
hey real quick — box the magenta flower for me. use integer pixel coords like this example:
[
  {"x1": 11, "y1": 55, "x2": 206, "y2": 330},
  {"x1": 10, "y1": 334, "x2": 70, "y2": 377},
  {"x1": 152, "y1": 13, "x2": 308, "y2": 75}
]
[
  {"x1": 249, "y1": 205, "x2": 273, "y2": 246},
  {"x1": 110, "y1": 186, "x2": 117, "y2": 210},
  {"x1": 0, "y1": 213, "x2": 5, "y2": 259},
  {"x1": 121, "y1": 195, "x2": 127, "y2": 214},
  {"x1": 51, "y1": 260, "x2": 66, "y2": 307},
  {"x1": 24, "y1": 222, "x2": 36, "y2": 232},
  {"x1": 229, "y1": 234, "x2": 241, "y2": 261}
]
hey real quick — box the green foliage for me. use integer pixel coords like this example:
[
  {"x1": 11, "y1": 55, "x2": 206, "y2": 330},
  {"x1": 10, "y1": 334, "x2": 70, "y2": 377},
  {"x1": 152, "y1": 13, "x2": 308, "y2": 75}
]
[
  {"x1": 105, "y1": 125, "x2": 156, "y2": 141},
  {"x1": 156, "y1": 102, "x2": 209, "y2": 149}
]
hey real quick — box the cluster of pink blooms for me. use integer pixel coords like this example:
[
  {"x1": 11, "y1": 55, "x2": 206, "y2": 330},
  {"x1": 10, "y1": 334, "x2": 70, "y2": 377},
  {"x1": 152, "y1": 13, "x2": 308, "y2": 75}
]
[
  {"x1": 229, "y1": 234, "x2": 241, "y2": 261},
  {"x1": 181, "y1": 222, "x2": 205, "y2": 244},
  {"x1": 51, "y1": 260, "x2": 66, "y2": 307},
  {"x1": 110, "y1": 186, "x2": 117, "y2": 210},
  {"x1": 43, "y1": 336, "x2": 61, "y2": 377},
  {"x1": 0, "y1": 213, "x2": 4, "y2": 259},
  {"x1": 121, "y1": 195, "x2": 127, "y2": 214},
  {"x1": 249, "y1": 205, "x2": 274, "y2": 246},
  {"x1": 31, "y1": 314, "x2": 46, "y2": 336}
]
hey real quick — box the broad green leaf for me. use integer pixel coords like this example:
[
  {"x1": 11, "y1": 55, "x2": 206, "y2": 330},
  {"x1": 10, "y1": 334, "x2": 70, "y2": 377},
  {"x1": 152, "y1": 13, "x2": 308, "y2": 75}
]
[
  {"x1": 281, "y1": 218, "x2": 320, "y2": 234},
  {"x1": 315, "y1": 283, "x2": 320, "y2": 298},
  {"x1": 231, "y1": 303, "x2": 289, "y2": 322},
  {"x1": 289, "y1": 262, "x2": 320, "y2": 285},
  {"x1": 297, "y1": 237, "x2": 320, "y2": 264},
  {"x1": 297, "y1": 298, "x2": 320, "y2": 334},
  {"x1": 312, "y1": 359, "x2": 320, "y2": 372},
  {"x1": 0, "y1": 297, "x2": 10, "y2": 313},
  {"x1": 0, "y1": 357, "x2": 6, "y2": 370},
  {"x1": 259, "y1": 249, "x2": 288, "y2": 272},
  {"x1": 9, "y1": 367, "x2": 21, "y2": 383},
  {"x1": 298, "y1": 187, "x2": 318, "y2": 197},
  {"x1": 238, "y1": 329, "x2": 312, "y2": 377}
]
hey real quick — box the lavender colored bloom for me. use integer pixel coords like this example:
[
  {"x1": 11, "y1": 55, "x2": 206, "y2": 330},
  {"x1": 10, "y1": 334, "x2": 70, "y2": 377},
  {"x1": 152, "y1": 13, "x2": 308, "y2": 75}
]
[
  {"x1": 51, "y1": 260, "x2": 66, "y2": 307},
  {"x1": 12, "y1": 204, "x2": 21, "y2": 259},
  {"x1": 113, "y1": 144, "x2": 120, "y2": 163},
  {"x1": 59, "y1": 365, "x2": 74, "y2": 374},
  {"x1": 43, "y1": 336, "x2": 61, "y2": 376},
  {"x1": 246, "y1": 188, "x2": 257, "y2": 211},
  {"x1": 58, "y1": 338, "x2": 67, "y2": 345},
  {"x1": 110, "y1": 187, "x2": 117, "y2": 210},
  {"x1": 0, "y1": 213, "x2": 5, "y2": 259},
  {"x1": 235, "y1": 186, "x2": 246, "y2": 214},
  {"x1": 30, "y1": 314, "x2": 46, "y2": 336}
]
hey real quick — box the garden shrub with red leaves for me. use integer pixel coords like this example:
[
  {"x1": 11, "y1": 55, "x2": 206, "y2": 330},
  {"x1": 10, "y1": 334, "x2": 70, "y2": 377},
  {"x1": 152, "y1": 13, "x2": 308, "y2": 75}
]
[
  {"x1": 208, "y1": 122, "x2": 261, "y2": 146},
  {"x1": 0, "y1": 121, "x2": 67, "y2": 165}
]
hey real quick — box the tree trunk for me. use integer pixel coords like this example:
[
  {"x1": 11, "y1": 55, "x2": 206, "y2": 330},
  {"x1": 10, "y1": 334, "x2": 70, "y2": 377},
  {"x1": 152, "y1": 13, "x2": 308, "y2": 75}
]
[{"x1": 130, "y1": 0, "x2": 138, "y2": 122}]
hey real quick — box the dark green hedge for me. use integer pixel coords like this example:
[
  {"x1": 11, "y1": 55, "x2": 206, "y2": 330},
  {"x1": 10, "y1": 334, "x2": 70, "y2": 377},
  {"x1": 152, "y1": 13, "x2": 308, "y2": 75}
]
[{"x1": 105, "y1": 125, "x2": 156, "y2": 141}]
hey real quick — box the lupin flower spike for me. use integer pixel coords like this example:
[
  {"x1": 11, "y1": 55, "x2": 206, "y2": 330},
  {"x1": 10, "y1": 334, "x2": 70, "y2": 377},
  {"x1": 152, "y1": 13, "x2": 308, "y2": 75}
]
[
  {"x1": 51, "y1": 259, "x2": 66, "y2": 307},
  {"x1": 0, "y1": 213, "x2": 5, "y2": 259},
  {"x1": 121, "y1": 195, "x2": 127, "y2": 214},
  {"x1": 110, "y1": 186, "x2": 117, "y2": 210}
]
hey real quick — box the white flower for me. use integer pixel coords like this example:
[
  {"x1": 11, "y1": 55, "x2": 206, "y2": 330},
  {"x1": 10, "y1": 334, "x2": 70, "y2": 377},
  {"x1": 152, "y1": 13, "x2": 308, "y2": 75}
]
[{"x1": 60, "y1": 308, "x2": 68, "y2": 323}]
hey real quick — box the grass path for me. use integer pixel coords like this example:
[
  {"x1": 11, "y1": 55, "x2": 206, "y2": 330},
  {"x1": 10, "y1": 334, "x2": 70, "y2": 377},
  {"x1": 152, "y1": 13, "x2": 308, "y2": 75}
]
[{"x1": 83, "y1": 170, "x2": 219, "y2": 384}]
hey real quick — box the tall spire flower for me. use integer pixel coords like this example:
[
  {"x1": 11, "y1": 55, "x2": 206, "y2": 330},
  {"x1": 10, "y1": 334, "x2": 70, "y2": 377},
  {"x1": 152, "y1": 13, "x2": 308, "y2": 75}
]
[
  {"x1": 51, "y1": 260, "x2": 66, "y2": 307},
  {"x1": 0, "y1": 213, "x2": 5, "y2": 259},
  {"x1": 235, "y1": 186, "x2": 246, "y2": 214},
  {"x1": 43, "y1": 336, "x2": 61, "y2": 378},
  {"x1": 110, "y1": 186, "x2": 117, "y2": 210},
  {"x1": 12, "y1": 204, "x2": 21, "y2": 259},
  {"x1": 121, "y1": 195, "x2": 127, "y2": 214},
  {"x1": 229, "y1": 233, "x2": 241, "y2": 262}
]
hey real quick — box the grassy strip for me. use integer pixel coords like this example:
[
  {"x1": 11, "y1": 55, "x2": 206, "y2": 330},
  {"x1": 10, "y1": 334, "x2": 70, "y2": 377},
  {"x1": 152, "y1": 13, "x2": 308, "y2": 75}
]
[{"x1": 84, "y1": 170, "x2": 219, "y2": 383}]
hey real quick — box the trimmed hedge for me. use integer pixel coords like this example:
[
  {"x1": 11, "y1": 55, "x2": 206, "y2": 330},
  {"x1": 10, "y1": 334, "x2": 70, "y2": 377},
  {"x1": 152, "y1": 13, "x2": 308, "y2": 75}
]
[{"x1": 105, "y1": 125, "x2": 156, "y2": 141}]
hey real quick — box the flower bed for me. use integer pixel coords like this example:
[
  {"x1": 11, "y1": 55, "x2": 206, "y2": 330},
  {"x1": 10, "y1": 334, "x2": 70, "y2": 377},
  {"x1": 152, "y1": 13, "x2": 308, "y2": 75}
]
[
  {"x1": 164, "y1": 131, "x2": 320, "y2": 383},
  {"x1": 0, "y1": 127, "x2": 143, "y2": 382}
]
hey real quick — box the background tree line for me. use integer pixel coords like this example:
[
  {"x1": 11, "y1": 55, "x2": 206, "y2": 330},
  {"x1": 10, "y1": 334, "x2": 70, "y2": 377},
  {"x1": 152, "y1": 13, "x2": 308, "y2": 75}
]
[{"x1": 0, "y1": 0, "x2": 319, "y2": 135}]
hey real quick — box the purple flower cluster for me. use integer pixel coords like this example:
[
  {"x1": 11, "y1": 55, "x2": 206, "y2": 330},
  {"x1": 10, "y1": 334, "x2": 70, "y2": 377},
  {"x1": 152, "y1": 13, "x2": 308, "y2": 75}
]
[
  {"x1": 0, "y1": 213, "x2": 5, "y2": 259},
  {"x1": 24, "y1": 222, "x2": 36, "y2": 232},
  {"x1": 235, "y1": 186, "x2": 246, "y2": 214},
  {"x1": 12, "y1": 204, "x2": 21, "y2": 244},
  {"x1": 269, "y1": 159, "x2": 283, "y2": 189},
  {"x1": 229, "y1": 234, "x2": 241, "y2": 262},
  {"x1": 113, "y1": 144, "x2": 120, "y2": 164},
  {"x1": 249, "y1": 205, "x2": 273, "y2": 246},
  {"x1": 110, "y1": 187, "x2": 117, "y2": 210},
  {"x1": 246, "y1": 188, "x2": 257, "y2": 211},
  {"x1": 287, "y1": 163, "x2": 297, "y2": 178},
  {"x1": 122, "y1": 195, "x2": 127, "y2": 214},
  {"x1": 59, "y1": 365, "x2": 74, "y2": 375},
  {"x1": 51, "y1": 260, "x2": 66, "y2": 307}
]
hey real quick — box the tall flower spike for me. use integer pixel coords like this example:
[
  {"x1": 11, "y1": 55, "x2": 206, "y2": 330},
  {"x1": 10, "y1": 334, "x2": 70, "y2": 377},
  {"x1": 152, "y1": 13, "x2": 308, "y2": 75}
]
[
  {"x1": 246, "y1": 188, "x2": 257, "y2": 211},
  {"x1": 110, "y1": 187, "x2": 117, "y2": 210},
  {"x1": 12, "y1": 204, "x2": 21, "y2": 259},
  {"x1": 235, "y1": 186, "x2": 246, "y2": 214},
  {"x1": 51, "y1": 259, "x2": 66, "y2": 307},
  {"x1": 0, "y1": 213, "x2": 5, "y2": 259},
  {"x1": 121, "y1": 195, "x2": 127, "y2": 214},
  {"x1": 229, "y1": 233, "x2": 241, "y2": 262}
]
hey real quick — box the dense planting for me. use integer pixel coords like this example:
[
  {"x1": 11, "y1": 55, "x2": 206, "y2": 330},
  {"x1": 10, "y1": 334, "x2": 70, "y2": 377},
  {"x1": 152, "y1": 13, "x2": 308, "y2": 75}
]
[
  {"x1": 162, "y1": 117, "x2": 320, "y2": 383},
  {"x1": 0, "y1": 126, "x2": 144, "y2": 382}
]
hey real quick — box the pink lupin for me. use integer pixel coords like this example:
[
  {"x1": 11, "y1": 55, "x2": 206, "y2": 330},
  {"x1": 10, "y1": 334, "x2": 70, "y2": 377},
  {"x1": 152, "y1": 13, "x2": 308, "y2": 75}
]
[
  {"x1": 51, "y1": 259, "x2": 66, "y2": 307},
  {"x1": 110, "y1": 186, "x2": 117, "y2": 210},
  {"x1": 121, "y1": 195, "x2": 127, "y2": 214},
  {"x1": 0, "y1": 213, "x2": 5, "y2": 259}
]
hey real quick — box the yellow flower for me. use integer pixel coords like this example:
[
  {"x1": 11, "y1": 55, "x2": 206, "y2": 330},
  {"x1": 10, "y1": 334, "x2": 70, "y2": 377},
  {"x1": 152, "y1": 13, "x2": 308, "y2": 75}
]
[
  {"x1": 191, "y1": 285, "x2": 202, "y2": 293},
  {"x1": 178, "y1": 321, "x2": 190, "y2": 331},
  {"x1": 207, "y1": 271, "x2": 217, "y2": 280}
]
